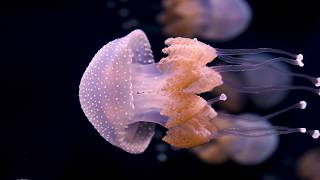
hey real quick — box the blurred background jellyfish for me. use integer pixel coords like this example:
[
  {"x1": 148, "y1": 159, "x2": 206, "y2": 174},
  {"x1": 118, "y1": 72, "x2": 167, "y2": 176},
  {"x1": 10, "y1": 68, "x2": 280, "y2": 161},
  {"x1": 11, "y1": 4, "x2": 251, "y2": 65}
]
[
  {"x1": 79, "y1": 29, "x2": 319, "y2": 154},
  {"x1": 158, "y1": 0, "x2": 252, "y2": 41},
  {"x1": 193, "y1": 101, "x2": 307, "y2": 165},
  {"x1": 216, "y1": 113, "x2": 280, "y2": 165},
  {"x1": 212, "y1": 54, "x2": 294, "y2": 111},
  {"x1": 240, "y1": 54, "x2": 292, "y2": 109},
  {"x1": 297, "y1": 147, "x2": 320, "y2": 180},
  {"x1": 193, "y1": 118, "x2": 279, "y2": 165}
]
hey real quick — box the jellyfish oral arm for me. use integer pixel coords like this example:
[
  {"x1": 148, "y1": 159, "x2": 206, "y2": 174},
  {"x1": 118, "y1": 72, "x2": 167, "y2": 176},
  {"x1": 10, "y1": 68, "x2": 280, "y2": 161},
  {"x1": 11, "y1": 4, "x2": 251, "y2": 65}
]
[
  {"x1": 131, "y1": 63, "x2": 170, "y2": 125},
  {"x1": 133, "y1": 111, "x2": 168, "y2": 126}
]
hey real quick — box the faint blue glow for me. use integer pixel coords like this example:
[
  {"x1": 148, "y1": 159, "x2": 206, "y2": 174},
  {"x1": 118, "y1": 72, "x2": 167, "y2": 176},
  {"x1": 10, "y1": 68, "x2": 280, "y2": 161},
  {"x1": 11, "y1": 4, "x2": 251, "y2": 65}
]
[
  {"x1": 121, "y1": 19, "x2": 138, "y2": 30},
  {"x1": 155, "y1": 143, "x2": 168, "y2": 152},
  {"x1": 118, "y1": 8, "x2": 130, "y2": 17},
  {"x1": 106, "y1": 0, "x2": 116, "y2": 8},
  {"x1": 157, "y1": 153, "x2": 168, "y2": 162}
]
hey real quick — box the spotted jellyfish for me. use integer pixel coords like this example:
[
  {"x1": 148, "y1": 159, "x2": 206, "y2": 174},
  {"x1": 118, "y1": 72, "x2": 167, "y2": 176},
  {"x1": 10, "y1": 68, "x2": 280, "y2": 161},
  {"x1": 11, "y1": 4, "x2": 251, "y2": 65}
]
[{"x1": 79, "y1": 29, "x2": 319, "y2": 154}]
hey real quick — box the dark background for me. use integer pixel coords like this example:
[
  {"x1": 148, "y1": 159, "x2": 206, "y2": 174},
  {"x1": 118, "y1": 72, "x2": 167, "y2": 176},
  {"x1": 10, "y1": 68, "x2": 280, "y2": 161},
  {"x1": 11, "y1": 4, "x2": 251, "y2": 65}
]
[{"x1": 1, "y1": 0, "x2": 320, "y2": 179}]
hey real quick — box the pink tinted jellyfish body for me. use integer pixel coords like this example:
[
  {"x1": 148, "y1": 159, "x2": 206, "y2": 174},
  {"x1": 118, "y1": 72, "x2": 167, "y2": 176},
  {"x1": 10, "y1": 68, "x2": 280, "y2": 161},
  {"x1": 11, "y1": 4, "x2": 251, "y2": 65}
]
[
  {"x1": 79, "y1": 29, "x2": 319, "y2": 154},
  {"x1": 159, "y1": 0, "x2": 252, "y2": 41}
]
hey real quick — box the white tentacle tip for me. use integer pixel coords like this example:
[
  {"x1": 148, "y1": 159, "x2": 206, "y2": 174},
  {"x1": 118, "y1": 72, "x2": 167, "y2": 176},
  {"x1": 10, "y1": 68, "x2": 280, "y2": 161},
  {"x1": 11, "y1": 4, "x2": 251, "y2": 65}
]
[
  {"x1": 220, "y1": 93, "x2": 228, "y2": 101},
  {"x1": 299, "y1": 101, "x2": 307, "y2": 109},
  {"x1": 297, "y1": 54, "x2": 303, "y2": 61},
  {"x1": 315, "y1": 77, "x2": 320, "y2": 87},
  {"x1": 300, "y1": 128, "x2": 306, "y2": 133},
  {"x1": 297, "y1": 60, "x2": 304, "y2": 67},
  {"x1": 296, "y1": 54, "x2": 304, "y2": 67},
  {"x1": 312, "y1": 130, "x2": 320, "y2": 139}
]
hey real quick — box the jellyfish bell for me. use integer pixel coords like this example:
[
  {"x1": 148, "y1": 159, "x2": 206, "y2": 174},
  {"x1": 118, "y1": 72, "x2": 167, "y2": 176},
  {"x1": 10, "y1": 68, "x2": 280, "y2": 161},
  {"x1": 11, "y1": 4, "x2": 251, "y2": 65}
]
[
  {"x1": 199, "y1": 0, "x2": 252, "y2": 41},
  {"x1": 80, "y1": 29, "x2": 319, "y2": 154},
  {"x1": 79, "y1": 30, "x2": 158, "y2": 153},
  {"x1": 159, "y1": 0, "x2": 252, "y2": 41}
]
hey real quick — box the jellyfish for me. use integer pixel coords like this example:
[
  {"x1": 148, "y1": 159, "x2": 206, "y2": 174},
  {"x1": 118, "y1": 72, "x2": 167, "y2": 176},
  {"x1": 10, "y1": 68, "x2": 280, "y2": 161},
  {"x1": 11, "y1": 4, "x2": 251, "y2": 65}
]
[
  {"x1": 193, "y1": 101, "x2": 309, "y2": 165},
  {"x1": 215, "y1": 113, "x2": 280, "y2": 165},
  {"x1": 158, "y1": 0, "x2": 252, "y2": 41},
  {"x1": 234, "y1": 54, "x2": 293, "y2": 109},
  {"x1": 213, "y1": 54, "x2": 294, "y2": 111},
  {"x1": 193, "y1": 116, "x2": 278, "y2": 165},
  {"x1": 297, "y1": 148, "x2": 320, "y2": 180},
  {"x1": 79, "y1": 29, "x2": 319, "y2": 154}
]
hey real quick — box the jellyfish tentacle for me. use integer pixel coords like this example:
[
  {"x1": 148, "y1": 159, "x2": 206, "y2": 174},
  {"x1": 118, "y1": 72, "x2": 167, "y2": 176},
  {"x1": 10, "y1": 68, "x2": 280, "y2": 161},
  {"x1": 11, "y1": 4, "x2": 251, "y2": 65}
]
[
  {"x1": 216, "y1": 48, "x2": 299, "y2": 58},
  {"x1": 258, "y1": 64, "x2": 319, "y2": 87},
  {"x1": 213, "y1": 100, "x2": 318, "y2": 139},
  {"x1": 218, "y1": 55, "x2": 319, "y2": 87},
  {"x1": 286, "y1": 72, "x2": 320, "y2": 87},
  {"x1": 222, "y1": 78, "x2": 320, "y2": 96},
  {"x1": 207, "y1": 93, "x2": 228, "y2": 105},
  {"x1": 217, "y1": 126, "x2": 315, "y2": 137},
  {"x1": 211, "y1": 57, "x2": 302, "y2": 73},
  {"x1": 218, "y1": 55, "x2": 303, "y2": 67},
  {"x1": 263, "y1": 101, "x2": 306, "y2": 119}
]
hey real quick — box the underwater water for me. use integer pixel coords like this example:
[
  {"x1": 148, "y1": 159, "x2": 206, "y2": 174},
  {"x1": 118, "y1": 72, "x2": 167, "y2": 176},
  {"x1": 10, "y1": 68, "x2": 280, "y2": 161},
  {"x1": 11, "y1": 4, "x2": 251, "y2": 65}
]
[{"x1": 1, "y1": 0, "x2": 320, "y2": 179}]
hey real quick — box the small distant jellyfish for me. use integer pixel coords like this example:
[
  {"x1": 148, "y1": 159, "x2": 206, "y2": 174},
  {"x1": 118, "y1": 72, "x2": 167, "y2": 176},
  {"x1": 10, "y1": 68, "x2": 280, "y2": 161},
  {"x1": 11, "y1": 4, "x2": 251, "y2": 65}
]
[
  {"x1": 297, "y1": 148, "x2": 320, "y2": 180},
  {"x1": 158, "y1": 0, "x2": 252, "y2": 41},
  {"x1": 79, "y1": 29, "x2": 319, "y2": 154}
]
